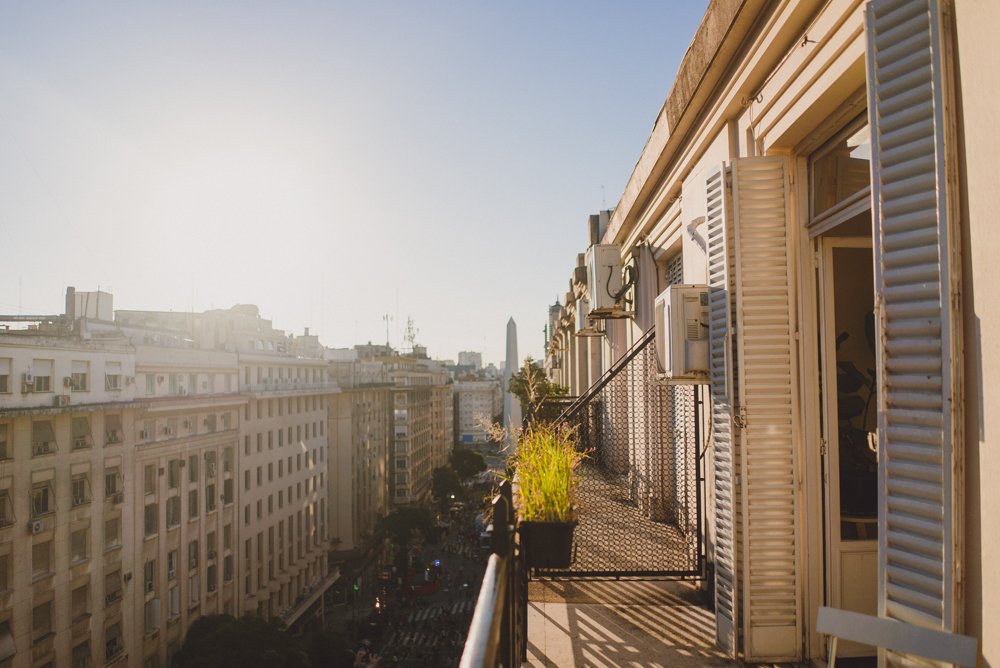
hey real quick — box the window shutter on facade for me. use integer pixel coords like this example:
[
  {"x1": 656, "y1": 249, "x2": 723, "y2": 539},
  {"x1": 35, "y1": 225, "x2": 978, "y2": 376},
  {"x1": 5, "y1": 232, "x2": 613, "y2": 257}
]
[
  {"x1": 731, "y1": 155, "x2": 801, "y2": 661},
  {"x1": 865, "y1": 0, "x2": 962, "y2": 649},
  {"x1": 706, "y1": 163, "x2": 739, "y2": 657},
  {"x1": 634, "y1": 244, "x2": 659, "y2": 333}
]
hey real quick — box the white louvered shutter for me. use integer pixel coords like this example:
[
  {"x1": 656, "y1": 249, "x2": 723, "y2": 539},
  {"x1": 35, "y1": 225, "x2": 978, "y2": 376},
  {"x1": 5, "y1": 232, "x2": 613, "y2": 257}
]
[
  {"x1": 634, "y1": 244, "x2": 659, "y2": 333},
  {"x1": 866, "y1": 0, "x2": 962, "y2": 652},
  {"x1": 731, "y1": 155, "x2": 801, "y2": 661},
  {"x1": 706, "y1": 163, "x2": 738, "y2": 657}
]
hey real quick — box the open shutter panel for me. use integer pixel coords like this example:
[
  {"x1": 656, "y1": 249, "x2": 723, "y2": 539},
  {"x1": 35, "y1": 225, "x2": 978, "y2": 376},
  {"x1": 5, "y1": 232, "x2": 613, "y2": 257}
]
[
  {"x1": 731, "y1": 155, "x2": 801, "y2": 662},
  {"x1": 866, "y1": 0, "x2": 962, "y2": 645},
  {"x1": 706, "y1": 163, "x2": 739, "y2": 657}
]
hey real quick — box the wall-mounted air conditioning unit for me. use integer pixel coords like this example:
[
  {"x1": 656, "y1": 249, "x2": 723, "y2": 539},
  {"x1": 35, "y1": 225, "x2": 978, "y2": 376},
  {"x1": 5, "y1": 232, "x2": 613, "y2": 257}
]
[
  {"x1": 139, "y1": 430, "x2": 150, "y2": 439},
  {"x1": 574, "y1": 299, "x2": 603, "y2": 337},
  {"x1": 654, "y1": 285, "x2": 710, "y2": 384},
  {"x1": 54, "y1": 395, "x2": 70, "y2": 407},
  {"x1": 586, "y1": 244, "x2": 624, "y2": 313},
  {"x1": 207, "y1": 463, "x2": 217, "y2": 478},
  {"x1": 157, "y1": 376, "x2": 165, "y2": 383},
  {"x1": 29, "y1": 519, "x2": 45, "y2": 534},
  {"x1": 23, "y1": 372, "x2": 34, "y2": 384},
  {"x1": 113, "y1": 492, "x2": 125, "y2": 504},
  {"x1": 64, "y1": 376, "x2": 73, "y2": 388}
]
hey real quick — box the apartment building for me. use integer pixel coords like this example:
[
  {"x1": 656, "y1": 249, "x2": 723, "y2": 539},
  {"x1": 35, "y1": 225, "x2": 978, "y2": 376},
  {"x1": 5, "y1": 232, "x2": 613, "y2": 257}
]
[
  {"x1": 366, "y1": 355, "x2": 451, "y2": 505},
  {"x1": 0, "y1": 306, "x2": 139, "y2": 668},
  {"x1": 326, "y1": 359, "x2": 393, "y2": 588},
  {"x1": 544, "y1": 0, "x2": 1000, "y2": 662},
  {"x1": 454, "y1": 381, "x2": 501, "y2": 447},
  {"x1": 456, "y1": 352, "x2": 481, "y2": 369},
  {"x1": 105, "y1": 305, "x2": 341, "y2": 636},
  {"x1": 128, "y1": 346, "x2": 243, "y2": 668}
]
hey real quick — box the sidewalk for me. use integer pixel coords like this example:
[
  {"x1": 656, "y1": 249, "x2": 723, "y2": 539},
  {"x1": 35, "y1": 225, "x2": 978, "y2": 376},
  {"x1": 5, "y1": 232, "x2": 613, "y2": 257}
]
[{"x1": 525, "y1": 579, "x2": 737, "y2": 668}]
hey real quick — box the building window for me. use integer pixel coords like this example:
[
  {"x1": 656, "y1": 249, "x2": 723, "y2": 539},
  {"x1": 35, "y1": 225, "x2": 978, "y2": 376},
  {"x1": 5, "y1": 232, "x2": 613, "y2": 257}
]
[
  {"x1": 167, "y1": 550, "x2": 177, "y2": 579},
  {"x1": 224, "y1": 479, "x2": 234, "y2": 505},
  {"x1": 268, "y1": 495, "x2": 273, "y2": 514},
  {"x1": 144, "y1": 559, "x2": 156, "y2": 593},
  {"x1": 206, "y1": 484, "x2": 216, "y2": 513},
  {"x1": 207, "y1": 564, "x2": 218, "y2": 592},
  {"x1": 166, "y1": 497, "x2": 180, "y2": 527},
  {"x1": 189, "y1": 455, "x2": 199, "y2": 483},
  {"x1": 268, "y1": 463, "x2": 273, "y2": 482},
  {"x1": 168, "y1": 460, "x2": 181, "y2": 489},
  {"x1": 32, "y1": 600, "x2": 52, "y2": 642},
  {"x1": 244, "y1": 505, "x2": 250, "y2": 525},
  {"x1": 32, "y1": 540, "x2": 52, "y2": 579},
  {"x1": 244, "y1": 471, "x2": 250, "y2": 491},
  {"x1": 188, "y1": 489, "x2": 199, "y2": 519},
  {"x1": 105, "y1": 571, "x2": 123, "y2": 607},
  {"x1": 105, "y1": 362, "x2": 122, "y2": 390},
  {"x1": 70, "y1": 583, "x2": 90, "y2": 624},
  {"x1": 223, "y1": 447, "x2": 233, "y2": 473},
  {"x1": 143, "y1": 420, "x2": 154, "y2": 443},
  {"x1": 145, "y1": 374, "x2": 155, "y2": 396},
  {"x1": 278, "y1": 429, "x2": 284, "y2": 447},
  {"x1": 144, "y1": 503, "x2": 158, "y2": 536},
  {"x1": 257, "y1": 467, "x2": 262, "y2": 487},
  {"x1": 71, "y1": 526, "x2": 89, "y2": 564},
  {"x1": 71, "y1": 474, "x2": 91, "y2": 507},
  {"x1": 256, "y1": 500, "x2": 262, "y2": 519},
  {"x1": 224, "y1": 555, "x2": 233, "y2": 582},
  {"x1": 71, "y1": 417, "x2": 93, "y2": 450},
  {"x1": 144, "y1": 464, "x2": 157, "y2": 495},
  {"x1": 168, "y1": 374, "x2": 178, "y2": 395},
  {"x1": 72, "y1": 640, "x2": 92, "y2": 668},
  {"x1": 105, "y1": 517, "x2": 121, "y2": 551},
  {"x1": 105, "y1": 414, "x2": 122, "y2": 444},
  {"x1": 71, "y1": 361, "x2": 89, "y2": 391},
  {"x1": 31, "y1": 482, "x2": 54, "y2": 518},
  {"x1": 188, "y1": 540, "x2": 199, "y2": 569},
  {"x1": 32, "y1": 420, "x2": 57, "y2": 457},
  {"x1": 188, "y1": 374, "x2": 198, "y2": 395},
  {"x1": 0, "y1": 359, "x2": 10, "y2": 393},
  {"x1": 0, "y1": 424, "x2": 7, "y2": 461},
  {"x1": 106, "y1": 623, "x2": 124, "y2": 660},
  {"x1": 32, "y1": 359, "x2": 53, "y2": 392},
  {"x1": 257, "y1": 433, "x2": 262, "y2": 453},
  {"x1": 268, "y1": 431, "x2": 273, "y2": 449},
  {"x1": 244, "y1": 435, "x2": 250, "y2": 456},
  {"x1": 189, "y1": 575, "x2": 199, "y2": 606},
  {"x1": 169, "y1": 586, "x2": 180, "y2": 618}
]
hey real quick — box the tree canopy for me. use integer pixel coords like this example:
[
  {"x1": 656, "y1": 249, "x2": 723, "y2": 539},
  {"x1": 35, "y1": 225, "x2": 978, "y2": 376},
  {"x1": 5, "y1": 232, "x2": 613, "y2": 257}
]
[
  {"x1": 451, "y1": 448, "x2": 488, "y2": 480},
  {"x1": 378, "y1": 506, "x2": 434, "y2": 547},
  {"x1": 173, "y1": 615, "x2": 309, "y2": 668},
  {"x1": 432, "y1": 465, "x2": 463, "y2": 509},
  {"x1": 506, "y1": 356, "x2": 569, "y2": 425}
]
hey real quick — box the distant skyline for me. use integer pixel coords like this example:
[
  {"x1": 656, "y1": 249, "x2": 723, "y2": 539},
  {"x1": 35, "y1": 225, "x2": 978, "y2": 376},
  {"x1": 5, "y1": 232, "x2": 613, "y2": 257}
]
[{"x1": 0, "y1": 2, "x2": 710, "y2": 366}]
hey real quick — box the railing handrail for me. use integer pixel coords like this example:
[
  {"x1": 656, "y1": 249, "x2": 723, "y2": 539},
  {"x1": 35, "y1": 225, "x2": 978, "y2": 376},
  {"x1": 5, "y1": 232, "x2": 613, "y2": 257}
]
[
  {"x1": 459, "y1": 552, "x2": 509, "y2": 668},
  {"x1": 458, "y1": 481, "x2": 526, "y2": 668},
  {"x1": 556, "y1": 327, "x2": 656, "y2": 423}
]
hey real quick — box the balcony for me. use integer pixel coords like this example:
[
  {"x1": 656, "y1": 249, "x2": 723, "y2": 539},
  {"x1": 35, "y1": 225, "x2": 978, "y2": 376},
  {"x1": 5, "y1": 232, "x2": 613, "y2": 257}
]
[
  {"x1": 280, "y1": 567, "x2": 339, "y2": 626},
  {"x1": 459, "y1": 484, "x2": 735, "y2": 668}
]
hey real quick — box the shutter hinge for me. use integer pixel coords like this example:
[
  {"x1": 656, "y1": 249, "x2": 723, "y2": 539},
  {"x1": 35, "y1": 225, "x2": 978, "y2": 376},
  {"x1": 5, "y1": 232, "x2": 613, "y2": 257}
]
[
  {"x1": 813, "y1": 253, "x2": 820, "y2": 269},
  {"x1": 819, "y1": 438, "x2": 827, "y2": 456},
  {"x1": 733, "y1": 406, "x2": 747, "y2": 429}
]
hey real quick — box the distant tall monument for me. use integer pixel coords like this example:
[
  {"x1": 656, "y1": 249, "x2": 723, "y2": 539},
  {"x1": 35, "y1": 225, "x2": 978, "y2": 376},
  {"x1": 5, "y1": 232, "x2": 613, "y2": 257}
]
[{"x1": 502, "y1": 318, "x2": 522, "y2": 450}]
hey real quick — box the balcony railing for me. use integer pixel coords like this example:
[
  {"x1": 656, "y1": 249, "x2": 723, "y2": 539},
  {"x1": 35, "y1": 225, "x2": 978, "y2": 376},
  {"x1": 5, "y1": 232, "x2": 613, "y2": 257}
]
[
  {"x1": 241, "y1": 381, "x2": 338, "y2": 394},
  {"x1": 458, "y1": 481, "x2": 527, "y2": 668}
]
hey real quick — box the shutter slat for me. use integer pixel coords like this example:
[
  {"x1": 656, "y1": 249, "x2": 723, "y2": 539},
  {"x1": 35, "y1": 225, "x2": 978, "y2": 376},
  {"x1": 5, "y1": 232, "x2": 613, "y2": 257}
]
[
  {"x1": 706, "y1": 163, "x2": 739, "y2": 657},
  {"x1": 867, "y1": 0, "x2": 961, "y2": 641},
  {"x1": 731, "y1": 155, "x2": 800, "y2": 662}
]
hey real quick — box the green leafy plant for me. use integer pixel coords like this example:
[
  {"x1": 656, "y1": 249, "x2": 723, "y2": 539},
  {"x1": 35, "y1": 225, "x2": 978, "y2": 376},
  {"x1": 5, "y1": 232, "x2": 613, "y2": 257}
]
[
  {"x1": 507, "y1": 423, "x2": 586, "y2": 523},
  {"x1": 506, "y1": 356, "x2": 569, "y2": 425}
]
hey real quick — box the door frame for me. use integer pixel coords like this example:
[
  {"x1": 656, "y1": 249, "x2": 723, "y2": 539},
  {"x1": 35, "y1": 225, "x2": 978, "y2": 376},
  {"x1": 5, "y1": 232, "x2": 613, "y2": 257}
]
[{"x1": 817, "y1": 236, "x2": 877, "y2": 658}]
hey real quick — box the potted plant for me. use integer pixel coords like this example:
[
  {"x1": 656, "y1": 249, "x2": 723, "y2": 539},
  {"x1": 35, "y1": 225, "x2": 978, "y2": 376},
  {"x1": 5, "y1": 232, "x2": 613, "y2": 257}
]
[{"x1": 509, "y1": 423, "x2": 586, "y2": 569}]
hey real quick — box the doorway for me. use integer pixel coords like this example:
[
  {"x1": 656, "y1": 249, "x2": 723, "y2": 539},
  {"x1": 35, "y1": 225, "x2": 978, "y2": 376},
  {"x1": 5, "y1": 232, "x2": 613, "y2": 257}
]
[{"x1": 818, "y1": 235, "x2": 878, "y2": 658}]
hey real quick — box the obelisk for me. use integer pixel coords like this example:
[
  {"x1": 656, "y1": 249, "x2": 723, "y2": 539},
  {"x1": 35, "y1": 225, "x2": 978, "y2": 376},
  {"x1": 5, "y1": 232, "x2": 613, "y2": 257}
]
[{"x1": 502, "y1": 317, "x2": 522, "y2": 451}]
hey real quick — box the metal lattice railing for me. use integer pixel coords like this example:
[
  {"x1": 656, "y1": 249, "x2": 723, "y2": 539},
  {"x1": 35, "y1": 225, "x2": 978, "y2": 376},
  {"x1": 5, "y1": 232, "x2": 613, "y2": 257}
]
[{"x1": 548, "y1": 330, "x2": 702, "y2": 577}]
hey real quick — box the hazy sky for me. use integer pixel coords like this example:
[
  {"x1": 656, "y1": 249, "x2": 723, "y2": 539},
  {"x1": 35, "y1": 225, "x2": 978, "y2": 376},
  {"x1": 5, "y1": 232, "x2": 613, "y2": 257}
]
[{"x1": 0, "y1": 2, "x2": 708, "y2": 366}]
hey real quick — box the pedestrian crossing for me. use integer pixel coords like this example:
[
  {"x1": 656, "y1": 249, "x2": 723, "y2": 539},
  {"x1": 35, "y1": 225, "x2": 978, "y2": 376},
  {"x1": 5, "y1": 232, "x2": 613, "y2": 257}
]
[{"x1": 403, "y1": 600, "x2": 473, "y2": 623}]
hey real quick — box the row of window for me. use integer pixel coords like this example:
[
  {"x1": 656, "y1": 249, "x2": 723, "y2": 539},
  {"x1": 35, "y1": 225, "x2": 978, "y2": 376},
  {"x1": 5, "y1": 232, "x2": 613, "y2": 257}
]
[
  {"x1": 0, "y1": 359, "x2": 127, "y2": 394},
  {"x1": 242, "y1": 449, "x2": 323, "y2": 489},
  {"x1": 242, "y1": 502, "x2": 325, "y2": 593},
  {"x1": 243, "y1": 423, "x2": 323, "y2": 455},
  {"x1": 142, "y1": 450, "x2": 232, "y2": 495},
  {"x1": 143, "y1": 482, "x2": 234, "y2": 536},
  {"x1": 246, "y1": 395, "x2": 325, "y2": 421},
  {"x1": 242, "y1": 475, "x2": 323, "y2": 523},
  {"x1": 0, "y1": 416, "x2": 123, "y2": 461},
  {"x1": 27, "y1": 517, "x2": 123, "y2": 583},
  {"x1": 139, "y1": 413, "x2": 234, "y2": 444},
  {"x1": 145, "y1": 372, "x2": 234, "y2": 397},
  {"x1": 244, "y1": 365, "x2": 324, "y2": 385}
]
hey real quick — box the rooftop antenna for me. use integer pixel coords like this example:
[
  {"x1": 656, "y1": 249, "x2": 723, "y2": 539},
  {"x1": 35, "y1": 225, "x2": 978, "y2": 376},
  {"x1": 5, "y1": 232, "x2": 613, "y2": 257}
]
[
  {"x1": 404, "y1": 317, "x2": 418, "y2": 354},
  {"x1": 383, "y1": 314, "x2": 392, "y2": 350}
]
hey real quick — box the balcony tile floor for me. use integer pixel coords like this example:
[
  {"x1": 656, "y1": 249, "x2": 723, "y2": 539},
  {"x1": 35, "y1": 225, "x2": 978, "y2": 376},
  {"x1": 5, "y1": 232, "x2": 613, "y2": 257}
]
[{"x1": 525, "y1": 579, "x2": 738, "y2": 668}]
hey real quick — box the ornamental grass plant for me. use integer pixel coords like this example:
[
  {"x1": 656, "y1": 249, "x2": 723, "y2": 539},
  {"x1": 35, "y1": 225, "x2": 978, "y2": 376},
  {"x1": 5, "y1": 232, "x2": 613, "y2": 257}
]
[{"x1": 508, "y1": 423, "x2": 586, "y2": 523}]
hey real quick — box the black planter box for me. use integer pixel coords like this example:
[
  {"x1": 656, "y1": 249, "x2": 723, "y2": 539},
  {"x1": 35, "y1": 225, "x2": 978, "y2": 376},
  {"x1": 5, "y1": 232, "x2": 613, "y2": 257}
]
[{"x1": 519, "y1": 520, "x2": 577, "y2": 569}]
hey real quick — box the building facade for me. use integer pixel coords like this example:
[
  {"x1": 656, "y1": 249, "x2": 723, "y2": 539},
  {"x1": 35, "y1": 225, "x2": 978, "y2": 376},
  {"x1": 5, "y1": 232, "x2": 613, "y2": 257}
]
[
  {"x1": 0, "y1": 323, "x2": 139, "y2": 668},
  {"x1": 545, "y1": 0, "x2": 1000, "y2": 663},
  {"x1": 453, "y1": 381, "x2": 501, "y2": 448}
]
